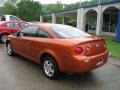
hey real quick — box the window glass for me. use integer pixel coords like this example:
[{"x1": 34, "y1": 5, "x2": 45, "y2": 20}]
[
  {"x1": 51, "y1": 25, "x2": 91, "y2": 39},
  {"x1": 21, "y1": 22, "x2": 29, "y2": 28},
  {"x1": 1, "y1": 16, "x2": 6, "y2": 21},
  {"x1": 20, "y1": 26, "x2": 38, "y2": 37},
  {"x1": 10, "y1": 16, "x2": 20, "y2": 21},
  {"x1": 36, "y1": 28, "x2": 51, "y2": 38},
  {"x1": 6, "y1": 22, "x2": 20, "y2": 28}
]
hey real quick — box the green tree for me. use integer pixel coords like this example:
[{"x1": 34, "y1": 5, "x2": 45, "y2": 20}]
[
  {"x1": 17, "y1": 0, "x2": 42, "y2": 21},
  {"x1": 1, "y1": 0, "x2": 19, "y2": 15},
  {"x1": 3, "y1": 4, "x2": 17, "y2": 15},
  {"x1": 5, "y1": 0, "x2": 18, "y2": 7},
  {"x1": 64, "y1": 2, "x2": 81, "y2": 10},
  {"x1": 42, "y1": 1, "x2": 63, "y2": 13}
]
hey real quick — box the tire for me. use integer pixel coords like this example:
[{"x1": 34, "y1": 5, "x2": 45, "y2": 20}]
[
  {"x1": 0, "y1": 34, "x2": 8, "y2": 43},
  {"x1": 7, "y1": 42, "x2": 15, "y2": 56},
  {"x1": 42, "y1": 56, "x2": 59, "y2": 79}
]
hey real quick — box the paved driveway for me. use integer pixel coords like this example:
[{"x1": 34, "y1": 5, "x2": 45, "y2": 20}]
[{"x1": 0, "y1": 44, "x2": 120, "y2": 90}]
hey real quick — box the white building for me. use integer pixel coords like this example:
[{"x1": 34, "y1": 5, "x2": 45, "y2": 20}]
[{"x1": 40, "y1": 0, "x2": 120, "y2": 41}]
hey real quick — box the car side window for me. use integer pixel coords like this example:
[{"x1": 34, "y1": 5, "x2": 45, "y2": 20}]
[
  {"x1": 20, "y1": 26, "x2": 38, "y2": 37},
  {"x1": 1, "y1": 16, "x2": 6, "y2": 21},
  {"x1": 10, "y1": 16, "x2": 20, "y2": 21},
  {"x1": 6, "y1": 22, "x2": 20, "y2": 28},
  {"x1": 36, "y1": 28, "x2": 51, "y2": 38},
  {"x1": 21, "y1": 23, "x2": 29, "y2": 28}
]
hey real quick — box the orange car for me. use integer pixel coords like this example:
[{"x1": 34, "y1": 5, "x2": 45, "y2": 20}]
[{"x1": 6, "y1": 24, "x2": 109, "y2": 79}]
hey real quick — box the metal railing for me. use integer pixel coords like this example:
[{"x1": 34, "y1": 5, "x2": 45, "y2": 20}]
[{"x1": 102, "y1": 26, "x2": 117, "y2": 33}]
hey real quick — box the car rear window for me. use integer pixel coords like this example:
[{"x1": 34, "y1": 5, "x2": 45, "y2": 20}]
[{"x1": 50, "y1": 25, "x2": 91, "y2": 39}]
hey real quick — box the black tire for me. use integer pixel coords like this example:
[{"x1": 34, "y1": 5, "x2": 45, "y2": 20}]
[
  {"x1": 0, "y1": 34, "x2": 8, "y2": 43},
  {"x1": 42, "y1": 56, "x2": 59, "y2": 79},
  {"x1": 6, "y1": 42, "x2": 15, "y2": 56}
]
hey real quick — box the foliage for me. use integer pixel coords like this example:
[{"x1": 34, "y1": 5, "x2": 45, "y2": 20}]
[
  {"x1": 42, "y1": 1, "x2": 63, "y2": 13},
  {"x1": 3, "y1": 4, "x2": 17, "y2": 15},
  {"x1": 64, "y1": 2, "x2": 80, "y2": 9},
  {"x1": 0, "y1": 0, "x2": 42, "y2": 21},
  {"x1": 4, "y1": 0, "x2": 18, "y2": 7},
  {"x1": 17, "y1": 0, "x2": 42, "y2": 21},
  {"x1": 64, "y1": 17, "x2": 76, "y2": 27},
  {"x1": 0, "y1": 0, "x2": 118, "y2": 22},
  {"x1": 0, "y1": 0, "x2": 18, "y2": 15}
]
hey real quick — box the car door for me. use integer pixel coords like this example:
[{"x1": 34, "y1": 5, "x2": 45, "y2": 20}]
[
  {"x1": 6, "y1": 22, "x2": 20, "y2": 34},
  {"x1": 13, "y1": 26, "x2": 38, "y2": 60},
  {"x1": 31, "y1": 28, "x2": 52, "y2": 63}
]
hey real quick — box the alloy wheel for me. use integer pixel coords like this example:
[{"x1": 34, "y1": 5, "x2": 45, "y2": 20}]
[{"x1": 1, "y1": 34, "x2": 8, "y2": 43}]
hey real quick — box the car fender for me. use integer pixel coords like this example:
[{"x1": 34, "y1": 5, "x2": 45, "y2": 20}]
[
  {"x1": 40, "y1": 49, "x2": 64, "y2": 71},
  {"x1": 0, "y1": 28, "x2": 10, "y2": 35}
]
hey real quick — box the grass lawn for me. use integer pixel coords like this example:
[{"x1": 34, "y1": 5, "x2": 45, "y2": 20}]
[{"x1": 105, "y1": 37, "x2": 120, "y2": 58}]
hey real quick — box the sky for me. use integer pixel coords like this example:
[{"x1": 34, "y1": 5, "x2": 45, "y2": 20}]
[
  {"x1": 0, "y1": 0, "x2": 6, "y2": 6},
  {"x1": 34, "y1": 0, "x2": 89, "y2": 4},
  {"x1": 0, "y1": 0, "x2": 89, "y2": 6}
]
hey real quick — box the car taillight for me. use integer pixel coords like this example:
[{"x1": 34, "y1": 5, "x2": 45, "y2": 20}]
[
  {"x1": 74, "y1": 47, "x2": 83, "y2": 54},
  {"x1": 85, "y1": 46, "x2": 90, "y2": 56}
]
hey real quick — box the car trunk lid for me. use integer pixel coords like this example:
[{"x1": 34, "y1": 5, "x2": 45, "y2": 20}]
[{"x1": 72, "y1": 37, "x2": 107, "y2": 56}]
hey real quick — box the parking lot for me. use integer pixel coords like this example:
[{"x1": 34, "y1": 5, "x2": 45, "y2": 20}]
[{"x1": 0, "y1": 44, "x2": 120, "y2": 90}]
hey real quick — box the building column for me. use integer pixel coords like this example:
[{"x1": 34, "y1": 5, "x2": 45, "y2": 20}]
[
  {"x1": 40, "y1": 16, "x2": 43, "y2": 23},
  {"x1": 116, "y1": 9, "x2": 120, "y2": 42},
  {"x1": 62, "y1": 16, "x2": 65, "y2": 24},
  {"x1": 52, "y1": 13, "x2": 56, "y2": 24},
  {"x1": 77, "y1": 8, "x2": 85, "y2": 30},
  {"x1": 77, "y1": 9, "x2": 81, "y2": 29},
  {"x1": 96, "y1": 5, "x2": 103, "y2": 36}
]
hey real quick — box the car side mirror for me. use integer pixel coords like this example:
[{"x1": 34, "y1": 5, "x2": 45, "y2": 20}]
[
  {"x1": 40, "y1": 34, "x2": 48, "y2": 38},
  {"x1": 13, "y1": 32, "x2": 19, "y2": 37}
]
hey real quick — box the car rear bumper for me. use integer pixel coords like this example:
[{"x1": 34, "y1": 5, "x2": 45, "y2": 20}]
[{"x1": 61, "y1": 50, "x2": 109, "y2": 73}]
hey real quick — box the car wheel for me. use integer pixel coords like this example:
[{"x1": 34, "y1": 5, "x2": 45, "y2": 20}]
[
  {"x1": 7, "y1": 42, "x2": 15, "y2": 56},
  {"x1": 0, "y1": 34, "x2": 8, "y2": 43},
  {"x1": 42, "y1": 56, "x2": 59, "y2": 79}
]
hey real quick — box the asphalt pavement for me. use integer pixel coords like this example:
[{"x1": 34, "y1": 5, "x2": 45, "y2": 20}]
[{"x1": 0, "y1": 44, "x2": 120, "y2": 90}]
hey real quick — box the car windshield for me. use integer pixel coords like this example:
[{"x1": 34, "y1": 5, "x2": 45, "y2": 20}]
[{"x1": 51, "y1": 25, "x2": 91, "y2": 39}]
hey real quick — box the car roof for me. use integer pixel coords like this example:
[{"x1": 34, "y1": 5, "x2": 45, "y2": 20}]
[
  {"x1": 36, "y1": 23, "x2": 70, "y2": 29},
  {"x1": 40, "y1": 23, "x2": 67, "y2": 26},
  {"x1": 0, "y1": 20, "x2": 26, "y2": 24}
]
